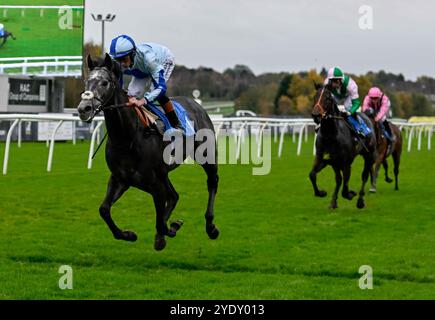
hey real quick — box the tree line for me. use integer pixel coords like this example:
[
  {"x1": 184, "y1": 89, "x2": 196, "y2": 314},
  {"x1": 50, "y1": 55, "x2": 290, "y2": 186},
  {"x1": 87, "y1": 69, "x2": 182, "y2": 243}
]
[{"x1": 65, "y1": 43, "x2": 435, "y2": 119}]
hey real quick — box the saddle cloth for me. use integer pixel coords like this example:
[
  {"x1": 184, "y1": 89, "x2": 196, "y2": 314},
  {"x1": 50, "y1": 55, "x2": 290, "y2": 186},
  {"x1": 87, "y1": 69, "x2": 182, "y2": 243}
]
[{"x1": 146, "y1": 100, "x2": 195, "y2": 136}]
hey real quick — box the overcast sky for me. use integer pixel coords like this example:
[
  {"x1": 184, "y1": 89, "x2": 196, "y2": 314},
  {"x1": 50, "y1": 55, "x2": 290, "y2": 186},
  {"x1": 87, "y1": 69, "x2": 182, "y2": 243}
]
[{"x1": 84, "y1": 0, "x2": 435, "y2": 80}]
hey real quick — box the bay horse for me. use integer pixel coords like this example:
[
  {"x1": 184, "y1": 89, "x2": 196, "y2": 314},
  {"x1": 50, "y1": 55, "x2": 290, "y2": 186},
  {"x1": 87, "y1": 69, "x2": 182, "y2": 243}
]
[
  {"x1": 364, "y1": 109, "x2": 402, "y2": 192},
  {"x1": 77, "y1": 54, "x2": 219, "y2": 251},
  {"x1": 309, "y1": 84, "x2": 377, "y2": 209}
]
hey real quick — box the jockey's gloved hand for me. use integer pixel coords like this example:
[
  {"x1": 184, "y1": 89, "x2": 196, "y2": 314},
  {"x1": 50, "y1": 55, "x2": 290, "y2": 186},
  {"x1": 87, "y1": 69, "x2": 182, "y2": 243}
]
[
  {"x1": 340, "y1": 110, "x2": 351, "y2": 118},
  {"x1": 350, "y1": 111, "x2": 359, "y2": 119}
]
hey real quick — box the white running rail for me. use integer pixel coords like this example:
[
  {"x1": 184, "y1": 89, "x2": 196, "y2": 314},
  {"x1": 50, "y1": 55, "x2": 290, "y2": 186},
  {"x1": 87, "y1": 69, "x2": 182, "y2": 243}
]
[
  {"x1": 0, "y1": 114, "x2": 433, "y2": 175},
  {"x1": 0, "y1": 56, "x2": 82, "y2": 76}
]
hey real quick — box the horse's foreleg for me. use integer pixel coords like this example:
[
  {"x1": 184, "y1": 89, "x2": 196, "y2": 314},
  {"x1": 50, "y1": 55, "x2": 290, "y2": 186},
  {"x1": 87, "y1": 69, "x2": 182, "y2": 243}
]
[
  {"x1": 342, "y1": 165, "x2": 357, "y2": 200},
  {"x1": 357, "y1": 156, "x2": 373, "y2": 209},
  {"x1": 99, "y1": 175, "x2": 136, "y2": 241},
  {"x1": 330, "y1": 166, "x2": 342, "y2": 209},
  {"x1": 202, "y1": 163, "x2": 220, "y2": 240},
  {"x1": 309, "y1": 156, "x2": 328, "y2": 197}
]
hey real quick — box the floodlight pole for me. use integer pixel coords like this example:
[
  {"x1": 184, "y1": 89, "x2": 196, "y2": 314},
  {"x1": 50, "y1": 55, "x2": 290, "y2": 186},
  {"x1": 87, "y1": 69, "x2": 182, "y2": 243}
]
[{"x1": 91, "y1": 13, "x2": 116, "y2": 56}]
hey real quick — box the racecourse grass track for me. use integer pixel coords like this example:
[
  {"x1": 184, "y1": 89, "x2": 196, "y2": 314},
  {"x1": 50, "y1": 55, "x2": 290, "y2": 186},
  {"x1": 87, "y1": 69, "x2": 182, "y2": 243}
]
[
  {"x1": 0, "y1": 135, "x2": 434, "y2": 299},
  {"x1": 0, "y1": 0, "x2": 83, "y2": 58}
]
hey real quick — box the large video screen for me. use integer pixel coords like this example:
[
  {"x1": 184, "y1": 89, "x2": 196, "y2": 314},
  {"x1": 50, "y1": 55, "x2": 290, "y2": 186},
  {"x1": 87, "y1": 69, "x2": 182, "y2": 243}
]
[{"x1": 0, "y1": 0, "x2": 84, "y2": 75}]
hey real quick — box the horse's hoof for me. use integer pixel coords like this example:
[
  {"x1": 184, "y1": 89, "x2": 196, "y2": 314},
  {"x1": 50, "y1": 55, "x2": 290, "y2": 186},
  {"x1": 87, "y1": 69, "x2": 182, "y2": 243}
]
[
  {"x1": 385, "y1": 177, "x2": 393, "y2": 183},
  {"x1": 167, "y1": 220, "x2": 184, "y2": 238},
  {"x1": 316, "y1": 190, "x2": 327, "y2": 198},
  {"x1": 154, "y1": 235, "x2": 167, "y2": 251},
  {"x1": 329, "y1": 202, "x2": 338, "y2": 209},
  {"x1": 357, "y1": 198, "x2": 365, "y2": 209},
  {"x1": 343, "y1": 191, "x2": 357, "y2": 200},
  {"x1": 115, "y1": 231, "x2": 137, "y2": 242},
  {"x1": 207, "y1": 225, "x2": 220, "y2": 240},
  {"x1": 369, "y1": 187, "x2": 377, "y2": 193}
]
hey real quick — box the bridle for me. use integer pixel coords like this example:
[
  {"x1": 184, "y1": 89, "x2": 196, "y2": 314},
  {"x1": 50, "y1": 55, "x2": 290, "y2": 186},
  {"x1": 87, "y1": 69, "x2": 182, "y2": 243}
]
[
  {"x1": 80, "y1": 67, "x2": 126, "y2": 121},
  {"x1": 313, "y1": 87, "x2": 327, "y2": 119}
]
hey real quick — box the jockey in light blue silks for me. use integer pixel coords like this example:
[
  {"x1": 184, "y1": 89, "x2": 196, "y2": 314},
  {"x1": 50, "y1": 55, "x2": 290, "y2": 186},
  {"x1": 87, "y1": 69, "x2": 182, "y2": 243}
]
[
  {"x1": 109, "y1": 34, "x2": 182, "y2": 130},
  {"x1": 324, "y1": 66, "x2": 371, "y2": 138},
  {"x1": 0, "y1": 23, "x2": 16, "y2": 41}
]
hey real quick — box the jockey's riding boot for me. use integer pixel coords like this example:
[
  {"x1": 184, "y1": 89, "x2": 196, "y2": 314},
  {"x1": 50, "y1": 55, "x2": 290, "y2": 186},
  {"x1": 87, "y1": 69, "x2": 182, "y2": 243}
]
[
  {"x1": 383, "y1": 121, "x2": 393, "y2": 153},
  {"x1": 162, "y1": 100, "x2": 183, "y2": 132},
  {"x1": 348, "y1": 113, "x2": 365, "y2": 138},
  {"x1": 384, "y1": 121, "x2": 393, "y2": 141}
]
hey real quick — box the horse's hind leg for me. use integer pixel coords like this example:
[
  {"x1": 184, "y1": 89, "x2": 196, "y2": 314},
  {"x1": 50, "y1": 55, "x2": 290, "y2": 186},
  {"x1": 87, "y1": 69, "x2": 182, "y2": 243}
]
[
  {"x1": 369, "y1": 160, "x2": 382, "y2": 193},
  {"x1": 164, "y1": 178, "x2": 183, "y2": 238},
  {"x1": 383, "y1": 159, "x2": 393, "y2": 183},
  {"x1": 357, "y1": 156, "x2": 373, "y2": 209},
  {"x1": 342, "y1": 165, "x2": 357, "y2": 200},
  {"x1": 392, "y1": 149, "x2": 401, "y2": 191},
  {"x1": 202, "y1": 163, "x2": 220, "y2": 240},
  {"x1": 99, "y1": 175, "x2": 136, "y2": 241},
  {"x1": 151, "y1": 183, "x2": 171, "y2": 251}
]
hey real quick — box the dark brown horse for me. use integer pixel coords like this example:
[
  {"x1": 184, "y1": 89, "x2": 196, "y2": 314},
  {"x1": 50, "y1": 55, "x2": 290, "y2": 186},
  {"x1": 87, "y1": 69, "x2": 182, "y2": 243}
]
[
  {"x1": 309, "y1": 85, "x2": 377, "y2": 209},
  {"x1": 364, "y1": 109, "x2": 403, "y2": 192}
]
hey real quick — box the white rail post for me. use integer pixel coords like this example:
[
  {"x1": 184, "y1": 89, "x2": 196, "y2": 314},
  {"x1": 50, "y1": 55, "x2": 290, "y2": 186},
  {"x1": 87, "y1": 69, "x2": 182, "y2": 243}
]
[
  {"x1": 72, "y1": 120, "x2": 76, "y2": 145},
  {"x1": 428, "y1": 126, "x2": 433, "y2": 151},
  {"x1": 3, "y1": 119, "x2": 19, "y2": 175},
  {"x1": 278, "y1": 124, "x2": 287, "y2": 158},
  {"x1": 96, "y1": 123, "x2": 101, "y2": 144},
  {"x1": 257, "y1": 122, "x2": 268, "y2": 158},
  {"x1": 313, "y1": 133, "x2": 317, "y2": 156},
  {"x1": 87, "y1": 120, "x2": 105, "y2": 169},
  {"x1": 305, "y1": 123, "x2": 308, "y2": 142},
  {"x1": 292, "y1": 125, "x2": 296, "y2": 143},
  {"x1": 47, "y1": 120, "x2": 64, "y2": 172},
  {"x1": 297, "y1": 124, "x2": 306, "y2": 156},
  {"x1": 407, "y1": 126, "x2": 414, "y2": 152},
  {"x1": 236, "y1": 122, "x2": 247, "y2": 161},
  {"x1": 17, "y1": 120, "x2": 22, "y2": 148},
  {"x1": 215, "y1": 122, "x2": 224, "y2": 139},
  {"x1": 417, "y1": 126, "x2": 424, "y2": 151}
]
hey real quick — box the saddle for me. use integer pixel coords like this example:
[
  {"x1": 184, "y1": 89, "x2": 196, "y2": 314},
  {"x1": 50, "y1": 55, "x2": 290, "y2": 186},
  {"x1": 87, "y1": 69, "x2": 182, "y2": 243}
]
[
  {"x1": 132, "y1": 105, "x2": 165, "y2": 135},
  {"x1": 132, "y1": 101, "x2": 195, "y2": 137}
]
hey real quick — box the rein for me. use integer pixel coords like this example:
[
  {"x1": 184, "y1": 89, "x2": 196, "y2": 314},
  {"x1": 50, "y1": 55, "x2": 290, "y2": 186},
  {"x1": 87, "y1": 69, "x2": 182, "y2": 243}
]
[{"x1": 314, "y1": 87, "x2": 326, "y2": 118}]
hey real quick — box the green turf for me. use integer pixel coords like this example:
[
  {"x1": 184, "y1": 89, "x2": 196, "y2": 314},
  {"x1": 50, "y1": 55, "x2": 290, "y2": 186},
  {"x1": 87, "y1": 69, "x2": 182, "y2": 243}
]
[
  {"x1": 0, "y1": 134, "x2": 434, "y2": 299},
  {"x1": 0, "y1": 1, "x2": 83, "y2": 59}
]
